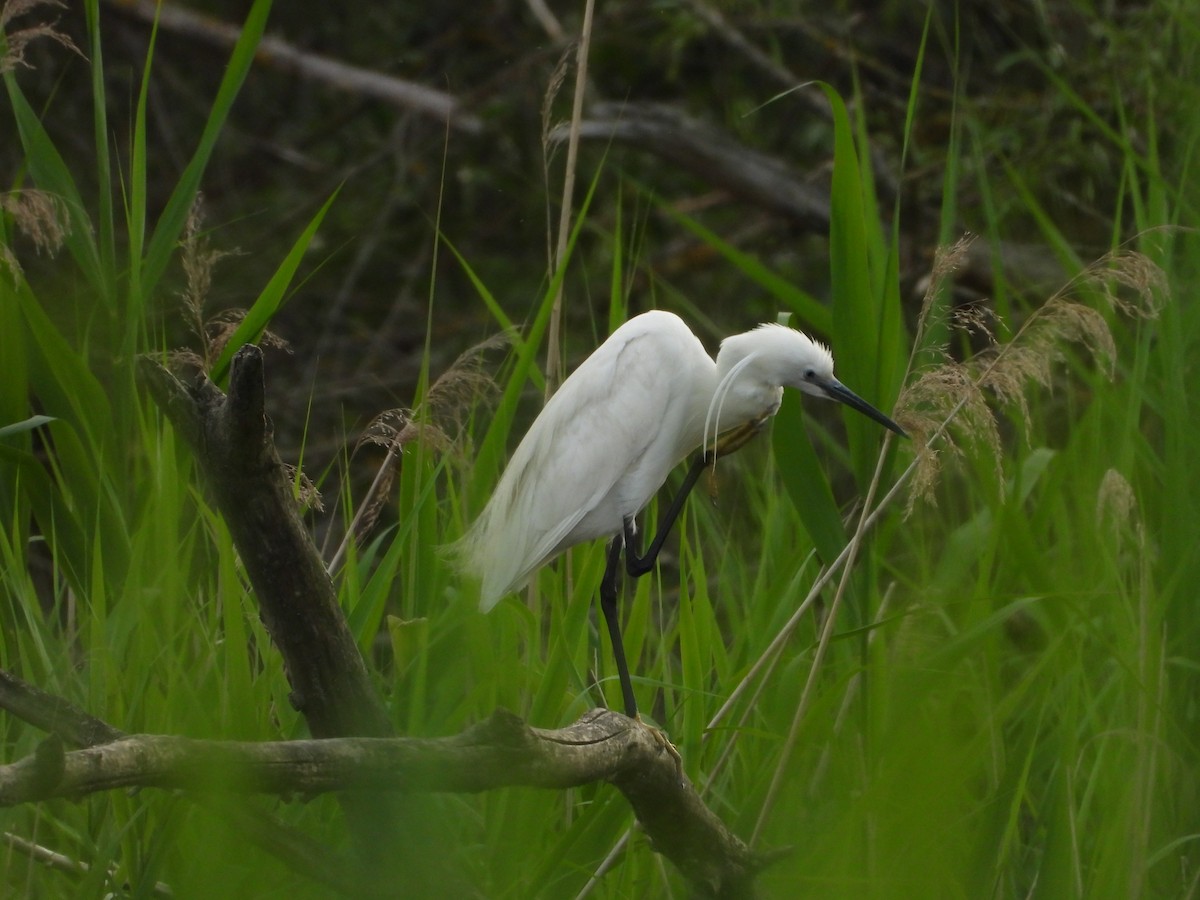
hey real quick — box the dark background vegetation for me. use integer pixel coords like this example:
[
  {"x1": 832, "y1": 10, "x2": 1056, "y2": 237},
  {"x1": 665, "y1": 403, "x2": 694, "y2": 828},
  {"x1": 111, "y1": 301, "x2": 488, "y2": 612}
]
[
  {"x1": 11, "y1": 0, "x2": 1174, "y2": 463},
  {"x1": 3, "y1": 1, "x2": 1197, "y2": 896}
]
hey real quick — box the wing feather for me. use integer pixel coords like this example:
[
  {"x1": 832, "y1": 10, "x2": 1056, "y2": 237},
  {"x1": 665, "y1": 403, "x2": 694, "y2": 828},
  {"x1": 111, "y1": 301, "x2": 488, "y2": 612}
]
[{"x1": 457, "y1": 313, "x2": 701, "y2": 610}]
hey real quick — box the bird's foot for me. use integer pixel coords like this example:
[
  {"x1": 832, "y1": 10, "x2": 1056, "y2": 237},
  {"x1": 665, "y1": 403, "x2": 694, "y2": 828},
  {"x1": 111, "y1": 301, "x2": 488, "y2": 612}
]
[{"x1": 634, "y1": 714, "x2": 683, "y2": 776}]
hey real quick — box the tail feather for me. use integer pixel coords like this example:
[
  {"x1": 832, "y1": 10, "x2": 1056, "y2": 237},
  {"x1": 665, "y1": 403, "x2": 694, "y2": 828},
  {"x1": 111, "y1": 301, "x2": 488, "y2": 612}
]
[{"x1": 450, "y1": 503, "x2": 526, "y2": 612}]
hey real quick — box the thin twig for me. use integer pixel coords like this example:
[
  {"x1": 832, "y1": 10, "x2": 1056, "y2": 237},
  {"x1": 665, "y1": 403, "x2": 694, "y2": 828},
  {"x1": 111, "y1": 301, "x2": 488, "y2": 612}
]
[
  {"x1": 1, "y1": 832, "x2": 175, "y2": 898},
  {"x1": 681, "y1": 0, "x2": 898, "y2": 199},
  {"x1": 751, "y1": 431, "x2": 896, "y2": 845},
  {"x1": 327, "y1": 437, "x2": 402, "y2": 575},
  {"x1": 573, "y1": 831, "x2": 631, "y2": 900},
  {"x1": 808, "y1": 583, "x2": 895, "y2": 795},
  {"x1": 544, "y1": 0, "x2": 596, "y2": 397},
  {"x1": 524, "y1": 0, "x2": 565, "y2": 42}
]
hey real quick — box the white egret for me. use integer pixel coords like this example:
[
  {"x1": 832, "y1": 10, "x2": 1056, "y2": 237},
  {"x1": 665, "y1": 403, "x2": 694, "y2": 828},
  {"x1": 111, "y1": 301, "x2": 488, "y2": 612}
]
[{"x1": 457, "y1": 310, "x2": 904, "y2": 719}]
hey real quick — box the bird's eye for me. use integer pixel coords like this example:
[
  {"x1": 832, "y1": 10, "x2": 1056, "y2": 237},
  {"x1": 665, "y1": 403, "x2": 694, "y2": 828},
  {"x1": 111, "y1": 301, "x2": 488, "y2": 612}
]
[{"x1": 804, "y1": 368, "x2": 816, "y2": 380}]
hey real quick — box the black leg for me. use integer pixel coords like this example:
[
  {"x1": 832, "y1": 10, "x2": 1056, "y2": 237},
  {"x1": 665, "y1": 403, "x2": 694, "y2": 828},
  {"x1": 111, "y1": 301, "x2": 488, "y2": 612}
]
[
  {"x1": 600, "y1": 535, "x2": 639, "y2": 718},
  {"x1": 600, "y1": 442, "x2": 754, "y2": 720},
  {"x1": 624, "y1": 420, "x2": 768, "y2": 575},
  {"x1": 596, "y1": 437, "x2": 765, "y2": 747},
  {"x1": 624, "y1": 453, "x2": 709, "y2": 576},
  {"x1": 597, "y1": 453, "x2": 710, "y2": 719}
]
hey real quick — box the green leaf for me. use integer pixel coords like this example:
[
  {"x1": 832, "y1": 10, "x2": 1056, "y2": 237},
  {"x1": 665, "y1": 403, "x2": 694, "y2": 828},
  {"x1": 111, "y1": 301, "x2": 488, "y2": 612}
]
[
  {"x1": 84, "y1": 0, "x2": 117, "y2": 295},
  {"x1": 4, "y1": 79, "x2": 106, "y2": 301},
  {"x1": 773, "y1": 392, "x2": 846, "y2": 563},
  {"x1": 138, "y1": 0, "x2": 274, "y2": 300},
  {"x1": 822, "y1": 82, "x2": 899, "y2": 483},
  {"x1": 659, "y1": 200, "x2": 832, "y2": 334},
  {"x1": 209, "y1": 187, "x2": 340, "y2": 382},
  {"x1": 466, "y1": 164, "x2": 604, "y2": 501},
  {"x1": 124, "y1": 0, "x2": 160, "y2": 313},
  {"x1": 0, "y1": 415, "x2": 56, "y2": 439}
]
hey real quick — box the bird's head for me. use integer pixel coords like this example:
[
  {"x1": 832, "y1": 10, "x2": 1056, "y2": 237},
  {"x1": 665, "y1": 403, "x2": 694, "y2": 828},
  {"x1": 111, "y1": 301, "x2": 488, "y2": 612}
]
[{"x1": 718, "y1": 324, "x2": 907, "y2": 437}]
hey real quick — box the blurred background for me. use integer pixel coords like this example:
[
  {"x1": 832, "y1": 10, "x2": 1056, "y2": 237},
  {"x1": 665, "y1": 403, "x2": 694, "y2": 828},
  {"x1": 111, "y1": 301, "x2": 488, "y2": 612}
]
[
  {"x1": 2, "y1": 1, "x2": 1197, "y2": 897},
  {"x1": 7, "y1": 0, "x2": 1162, "y2": 463}
]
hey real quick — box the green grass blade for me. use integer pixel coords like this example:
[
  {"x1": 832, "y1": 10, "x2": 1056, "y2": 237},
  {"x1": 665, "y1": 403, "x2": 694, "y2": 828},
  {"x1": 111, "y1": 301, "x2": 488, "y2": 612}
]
[
  {"x1": 0, "y1": 415, "x2": 56, "y2": 438},
  {"x1": 821, "y1": 82, "x2": 904, "y2": 483},
  {"x1": 124, "y1": 0, "x2": 161, "y2": 316},
  {"x1": 772, "y1": 393, "x2": 846, "y2": 563},
  {"x1": 466, "y1": 163, "x2": 604, "y2": 501},
  {"x1": 3, "y1": 80, "x2": 105, "y2": 301},
  {"x1": 84, "y1": 0, "x2": 116, "y2": 296},
  {"x1": 209, "y1": 187, "x2": 340, "y2": 382},
  {"x1": 138, "y1": 0, "x2": 273, "y2": 300},
  {"x1": 658, "y1": 199, "x2": 832, "y2": 333}
]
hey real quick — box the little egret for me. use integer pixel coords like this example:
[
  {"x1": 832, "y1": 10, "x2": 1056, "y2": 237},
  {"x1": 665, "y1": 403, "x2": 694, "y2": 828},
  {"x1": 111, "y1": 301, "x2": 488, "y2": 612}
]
[{"x1": 457, "y1": 310, "x2": 904, "y2": 719}]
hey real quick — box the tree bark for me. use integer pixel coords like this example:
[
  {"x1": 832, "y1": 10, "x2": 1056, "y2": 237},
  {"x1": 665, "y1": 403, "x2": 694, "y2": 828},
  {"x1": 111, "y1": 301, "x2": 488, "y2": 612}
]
[
  {"x1": 139, "y1": 348, "x2": 390, "y2": 741},
  {"x1": 0, "y1": 695, "x2": 759, "y2": 898},
  {"x1": 104, "y1": 0, "x2": 482, "y2": 134},
  {"x1": 137, "y1": 348, "x2": 425, "y2": 893}
]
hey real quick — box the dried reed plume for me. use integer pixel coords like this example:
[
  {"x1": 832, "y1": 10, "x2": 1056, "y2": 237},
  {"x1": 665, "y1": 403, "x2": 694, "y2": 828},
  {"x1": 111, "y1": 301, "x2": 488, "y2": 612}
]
[
  {"x1": 896, "y1": 238, "x2": 1164, "y2": 515},
  {"x1": 2, "y1": 3, "x2": 84, "y2": 278},
  {"x1": 282, "y1": 463, "x2": 324, "y2": 514},
  {"x1": 1097, "y1": 467, "x2": 1144, "y2": 551},
  {"x1": 170, "y1": 198, "x2": 288, "y2": 372},
  {"x1": 329, "y1": 331, "x2": 513, "y2": 572},
  {"x1": 0, "y1": 188, "x2": 70, "y2": 282},
  {"x1": 0, "y1": 0, "x2": 81, "y2": 75}
]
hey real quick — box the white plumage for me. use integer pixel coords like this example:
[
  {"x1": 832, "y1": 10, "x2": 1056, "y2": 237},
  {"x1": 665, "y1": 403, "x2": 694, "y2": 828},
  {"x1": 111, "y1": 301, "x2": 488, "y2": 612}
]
[{"x1": 454, "y1": 310, "x2": 898, "y2": 612}]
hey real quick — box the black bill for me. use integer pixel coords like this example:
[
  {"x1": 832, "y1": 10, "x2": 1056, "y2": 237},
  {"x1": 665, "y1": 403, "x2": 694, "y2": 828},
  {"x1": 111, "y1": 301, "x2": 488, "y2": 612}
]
[{"x1": 820, "y1": 378, "x2": 907, "y2": 437}]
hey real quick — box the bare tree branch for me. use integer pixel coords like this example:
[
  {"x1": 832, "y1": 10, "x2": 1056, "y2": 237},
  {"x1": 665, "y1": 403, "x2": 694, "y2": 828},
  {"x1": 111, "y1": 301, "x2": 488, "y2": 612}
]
[
  {"x1": 680, "y1": 0, "x2": 900, "y2": 202},
  {"x1": 136, "y1": 347, "x2": 423, "y2": 889},
  {"x1": 0, "y1": 709, "x2": 645, "y2": 800},
  {"x1": 0, "y1": 668, "x2": 125, "y2": 748},
  {"x1": 139, "y1": 349, "x2": 390, "y2": 741},
  {"x1": 0, "y1": 707, "x2": 758, "y2": 897},
  {"x1": 104, "y1": 0, "x2": 483, "y2": 134},
  {"x1": 550, "y1": 101, "x2": 833, "y2": 231},
  {"x1": 0, "y1": 666, "x2": 382, "y2": 898},
  {"x1": 1, "y1": 831, "x2": 175, "y2": 898}
]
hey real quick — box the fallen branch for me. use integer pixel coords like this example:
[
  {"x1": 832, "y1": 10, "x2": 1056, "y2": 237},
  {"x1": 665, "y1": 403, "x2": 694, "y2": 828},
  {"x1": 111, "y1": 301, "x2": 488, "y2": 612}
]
[
  {"x1": 0, "y1": 700, "x2": 758, "y2": 898},
  {"x1": 0, "y1": 667, "x2": 382, "y2": 898},
  {"x1": 0, "y1": 709, "x2": 660, "y2": 801},
  {"x1": 0, "y1": 669, "x2": 124, "y2": 748},
  {"x1": 105, "y1": 0, "x2": 483, "y2": 134},
  {"x1": 138, "y1": 348, "x2": 390, "y2": 741},
  {"x1": 550, "y1": 101, "x2": 832, "y2": 230}
]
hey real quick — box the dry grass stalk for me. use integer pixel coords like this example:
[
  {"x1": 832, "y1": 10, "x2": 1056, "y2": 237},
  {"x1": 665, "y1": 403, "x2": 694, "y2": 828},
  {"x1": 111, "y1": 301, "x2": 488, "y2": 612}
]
[
  {"x1": 915, "y1": 233, "x2": 976, "y2": 333},
  {"x1": 0, "y1": 0, "x2": 81, "y2": 74},
  {"x1": 896, "y1": 241, "x2": 1165, "y2": 515},
  {"x1": 358, "y1": 332, "x2": 514, "y2": 463},
  {"x1": 354, "y1": 408, "x2": 422, "y2": 541},
  {"x1": 338, "y1": 332, "x2": 512, "y2": 565},
  {"x1": 0, "y1": 188, "x2": 70, "y2": 281},
  {"x1": 419, "y1": 330, "x2": 514, "y2": 453},
  {"x1": 175, "y1": 199, "x2": 288, "y2": 370},
  {"x1": 543, "y1": 0, "x2": 597, "y2": 396},
  {"x1": 1097, "y1": 467, "x2": 1144, "y2": 552},
  {"x1": 540, "y1": 44, "x2": 574, "y2": 159},
  {"x1": 539, "y1": 44, "x2": 573, "y2": 271}
]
